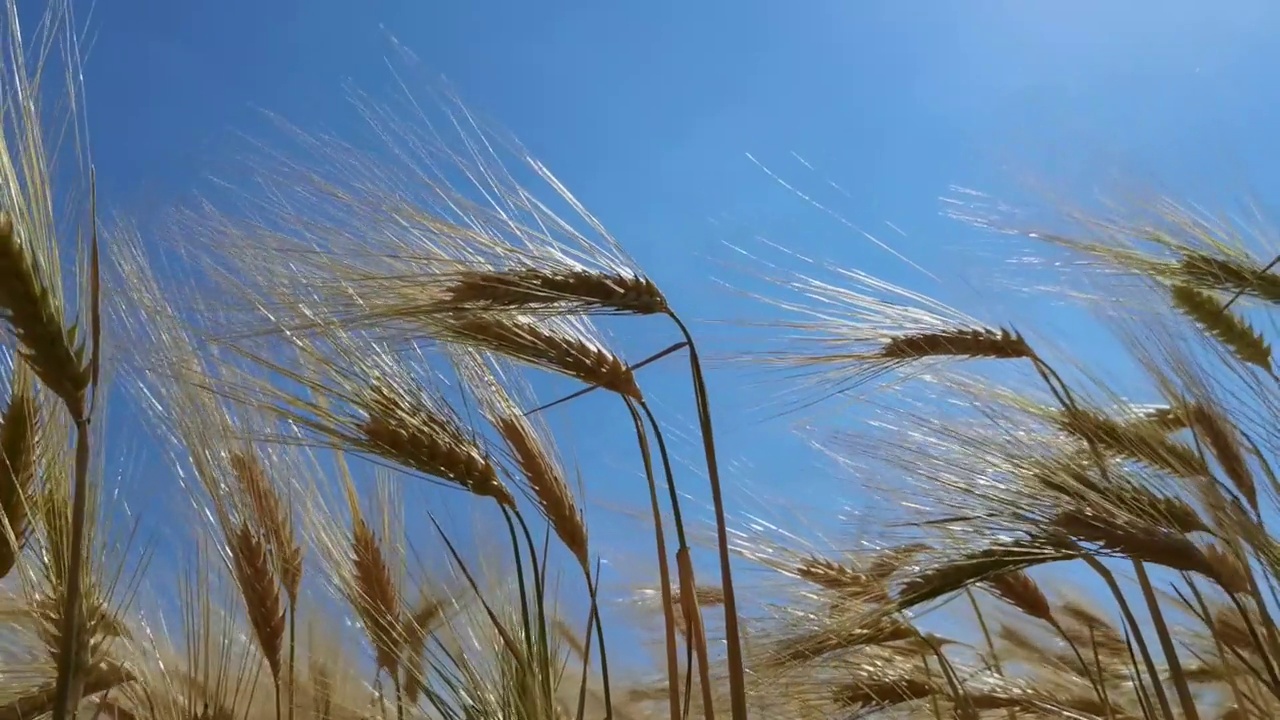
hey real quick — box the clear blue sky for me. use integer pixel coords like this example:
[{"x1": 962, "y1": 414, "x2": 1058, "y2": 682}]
[{"x1": 69, "y1": 0, "x2": 1280, "y2": 672}]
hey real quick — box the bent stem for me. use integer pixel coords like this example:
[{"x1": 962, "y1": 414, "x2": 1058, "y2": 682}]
[
  {"x1": 505, "y1": 507, "x2": 557, "y2": 718},
  {"x1": 624, "y1": 398, "x2": 681, "y2": 720},
  {"x1": 1081, "y1": 554, "x2": 1174, "y2": 720},
  {"x1": 666, "y1": 311, "x2": 747, "y2": 720},
  {"x1": 637, "y1": 398, "x2": 702, "y2": 717},
  {"x1": 1132, "y1": 560, "x2": 1199, "y2": 720},
  {"x1": 574, "y1": 560, "x2": 612, "y2": 720}
]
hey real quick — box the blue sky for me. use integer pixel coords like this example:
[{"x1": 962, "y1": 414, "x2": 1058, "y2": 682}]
[{"x1": 65, "y1": 0, "x2": 1280, "y2": 675}]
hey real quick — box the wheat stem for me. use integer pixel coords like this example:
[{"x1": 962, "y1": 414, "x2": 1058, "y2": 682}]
[
  {"x1": 51, "y1": 417, "x2": 91, "y2": 720},
  {"x1": 667, "y1": 311, "x2": 747, "y2": 720},
  {"x1": 625, "y1": 398, "x2": 681, "y2": 720}
]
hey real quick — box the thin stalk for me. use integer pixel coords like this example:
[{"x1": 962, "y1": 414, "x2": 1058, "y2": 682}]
[
  {"x1": 574, "y1": 560, "x2": 612, "y2": 720},
  {"x1": 287, "y1": 606, "x2": 296, "y2": 720},
  {"x1": 512, "y1": 510, "x2": 556, "y2": 717},
  {"x1": 666, "y1": 311, "x2": 746, "y2": 720},
  {"x1": 392, "y1": 669, "x2": 404, "y2": 720},
  {"x1": 1131, "y1": 560, "x2": 1199, "y2": 720},
  {"x1": 1048, "y1": 615, "x2": 1111, "y2": 708},
  {"x1": 1180, "y1": 580, "x2": 1247, "y2": 719},
  {"x1": 919, "y1": 655, "x2": 944, "y2": 720},
  {"x1": 624, "y1": 398, "x2": 681, "y2": 720},
  {"x1": 53, "y1": 415, "x2": 91, "y2": 720},
  {"x1": 1082, "y1": 555, "x2": 1174, "y2": 720},
  {"x1": 637, "y1": 398, "x2": 699, "y2": 718},
  {"x1": 503, "y1": 508, "x2": 555, "y2": 719},
  {"x1": 964, "y1": 590, "x2": 1016, "y2": 720},
  {"x1": 1086, "y1": 628, "x2": 1117, "y2": 720},
  {"x1": 1119, "y1": 624, "x2": 1157, "y2": 720},
  {"x1": 677, "y1": 548, "x2": 714, "y2": 720},
  {"x1": 53, "y1": 179, "x2": 100, "y2": 720}
]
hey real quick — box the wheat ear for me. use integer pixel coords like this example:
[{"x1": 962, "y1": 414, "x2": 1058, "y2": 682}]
[
  {"x1": 832, "y1": 677, "x2": 936, "y2": 712},
  {"x1": 359, "y1": 385, "x2": 513, "y2": 507},
  {"x1": 440, "y1": 314, "x2": 642, "y2": 399},
  {"x1": 897, "y1": 542, "x2": 1079, "y2": 610},
  {"x1": 0, "y1": 364, "x2": 37, "y2": 578},
  {"x1": 1055, "y1": 514, "x2": 1247, "y2": 594},
  {"x1": 494, "y1": 415, "x2": 588, "y2": 568},
  {"x1": 1056, "y1": 406, "x2": 1209, "y2": 480},
  {"x1": 229, "y1": 524, "x2": 286, "y2": 687},
  {"x1": 1176, "y1": 252, "x2": 1280, "y2": 305},
  {"x1": 984, "y1": 570, "x2": 1055, "y2": 625},
  {"x1": 879, "y1": 327, "x2": 1034, "y2": 360},
  {"x1": 229, "y1": 451, "x2": 303, "y2": 601},
  {"x1": 0, "y1": 213, "x2": 89, "y2": 416},
  {"x1": 442, "y1": 268, "x2": 668, "y2": 315},
  {"x1": 1170, "y1": 284, "x2": 1272, "y2": 372},
  {"x1": 351, "y1": 517, "x2": 403, "y2": 676},
  {"x1": 1185, "y1": 402, "x2": 1257, "y2": 512}
]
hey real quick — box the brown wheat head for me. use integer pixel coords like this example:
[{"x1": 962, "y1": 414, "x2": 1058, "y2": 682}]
[
  {"x1": 0, "y1": 364, "x2": 37, "y2": 577},
  {"x1": 441, "y1": 314, "x2": 642, "y2": 399},
  {"x1": 442, "y1": 268, "x2": 668, "y2": 315}
]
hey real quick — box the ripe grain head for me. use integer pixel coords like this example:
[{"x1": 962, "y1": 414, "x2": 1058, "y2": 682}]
[
  {"x1": 349, "y1": 517, "x2": 402, "y2": 675},
  {"x1": 458, "y1": 354, "x2": 589, "y2": 568},
  {"x1": 439, "y1": 313, "x2": 641, "y2": 400},
  {"x1": 228, "y1": 450, "x2": 303, "y2": 603},
  {"x1": 0, "y1": 214, "x2": 89, "y2": 417},
  {"x1": 440, "y1": 267, "x2": 667, "y2": 316},
  {"x1": 228, "y1": 524, "x2": 286, "y2": 685},
  {"x1": 0, "y1": 363, "x2": 37, "y2": 578}
]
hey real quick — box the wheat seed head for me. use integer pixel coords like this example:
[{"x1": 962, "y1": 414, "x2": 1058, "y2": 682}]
[
  {"x1": 457, "y1": 353, "x2": 589, "y2": 568},
  {"x1": 0, "y1": 361, "x2": 37, "y2": 579}
]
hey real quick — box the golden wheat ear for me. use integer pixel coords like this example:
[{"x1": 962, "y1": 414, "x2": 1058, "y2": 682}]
[
  {"x1": 440, "y1": 268, "x2": 667, "y2": 316},
  {"x1": 0, "y1": 213, "x2": 90, "y2": 416},
  {"x1": 434, "y1": 313, "x2": 642, "y2": 400}
]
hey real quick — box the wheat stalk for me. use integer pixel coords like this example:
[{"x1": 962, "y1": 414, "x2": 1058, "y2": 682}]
[{"x1": 401, "y1": 595, "x2": 445, "y2": 706}]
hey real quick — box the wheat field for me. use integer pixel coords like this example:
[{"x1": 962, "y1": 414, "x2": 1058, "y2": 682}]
[{"x1": 4, "y1": 2, "x2": 1280, "y2": 720}]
